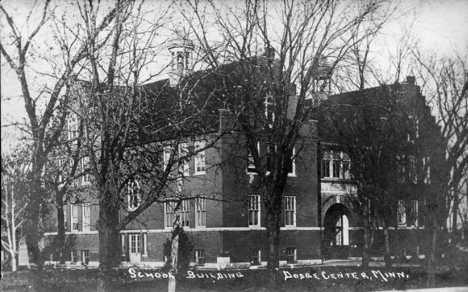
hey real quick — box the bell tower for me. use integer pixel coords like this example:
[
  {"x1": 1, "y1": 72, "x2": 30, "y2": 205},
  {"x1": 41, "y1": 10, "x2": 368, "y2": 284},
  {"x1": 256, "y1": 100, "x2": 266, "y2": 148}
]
[
  {"x1": 311, "y1": 57, "x2": 333, "y2": 102},
  {"x1": 167, "y1": 38, "x2": 194, "y2": 87}
]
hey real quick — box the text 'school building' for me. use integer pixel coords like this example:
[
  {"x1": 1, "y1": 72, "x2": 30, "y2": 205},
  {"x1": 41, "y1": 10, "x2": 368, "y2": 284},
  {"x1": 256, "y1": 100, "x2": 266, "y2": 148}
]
[{"x1": 44, "y1": 40, "x2": 442, "y2": 268}]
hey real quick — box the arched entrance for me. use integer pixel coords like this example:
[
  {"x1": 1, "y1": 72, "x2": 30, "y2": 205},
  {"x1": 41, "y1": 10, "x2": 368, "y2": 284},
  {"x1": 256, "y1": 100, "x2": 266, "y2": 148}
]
[{"x1": 323, "y1": 203, "x2": 351, "y2": 259}]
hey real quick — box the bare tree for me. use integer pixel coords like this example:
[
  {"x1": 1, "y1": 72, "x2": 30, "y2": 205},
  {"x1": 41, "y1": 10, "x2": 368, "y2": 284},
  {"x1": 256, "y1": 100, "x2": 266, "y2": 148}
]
[
  {"x1": 412, "y1": 49, "x2": 468, "y2": 287},
  {"x1": 1, "y1": 146, "x2": 32, "y2": 272},
  {"x1": 181, "y1": 0, "x2": 394, "y2": 281},
  {"x1": 0, "y1": 0, "x2": 131, "y2": 270}
]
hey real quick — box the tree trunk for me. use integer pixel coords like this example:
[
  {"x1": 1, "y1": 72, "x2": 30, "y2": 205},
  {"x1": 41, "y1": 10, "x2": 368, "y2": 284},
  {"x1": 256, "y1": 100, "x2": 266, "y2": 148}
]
[
  {"x1": 56, "y1": 196, "x2": 66, "y2": 264},
  {"x1": 362, "y1": 216, "x2": 370, "y2": 268},
  {"x1": 10, "y1": 252, "x2": 17, "y2": 272},
  {"x1": 451, "y1": 194, "x2": 459, "y2": 244},
  {"x1": 426, "y1": 224, "x2": 437, "y2": 287},
  {"x1": 97, "y1": 194, "x2": 121, "y2": 292},
  {"x1": 168, "y1": 231, "x2": 179, "y2": 292},
  {"x1": 265, "y1": 210, "x2": 281, "y2": 286},
  {"x1": 383, "y1": 226, "x2": 392, "y2": 267}
]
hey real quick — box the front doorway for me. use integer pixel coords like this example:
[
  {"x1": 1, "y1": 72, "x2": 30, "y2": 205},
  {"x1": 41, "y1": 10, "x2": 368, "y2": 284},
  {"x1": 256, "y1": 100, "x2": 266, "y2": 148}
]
[
  {"x1": 323, "y1": 203, "x2": 350, "y2": 259},
  {"x1": 129, "y1": 234, "x2": 141, "y2": 264}
]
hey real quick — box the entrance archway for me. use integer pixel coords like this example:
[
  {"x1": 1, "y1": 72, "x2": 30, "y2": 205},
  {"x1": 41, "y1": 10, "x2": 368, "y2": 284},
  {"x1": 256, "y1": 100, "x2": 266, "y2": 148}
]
[{"x1": 323, "y1": 203, "x2": 351, "y2": 259}]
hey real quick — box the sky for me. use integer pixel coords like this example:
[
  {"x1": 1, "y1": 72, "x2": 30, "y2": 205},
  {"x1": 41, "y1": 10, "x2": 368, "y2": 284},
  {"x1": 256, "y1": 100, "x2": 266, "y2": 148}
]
[{"x1": 1, "y1": 0, "x2": 468, "y2": 151}]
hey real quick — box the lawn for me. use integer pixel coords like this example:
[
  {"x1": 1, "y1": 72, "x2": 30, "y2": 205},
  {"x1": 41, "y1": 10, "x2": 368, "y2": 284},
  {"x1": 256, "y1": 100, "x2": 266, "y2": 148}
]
[{"x1": 1, "y1": 265, "x2": 467, "y2": 292}]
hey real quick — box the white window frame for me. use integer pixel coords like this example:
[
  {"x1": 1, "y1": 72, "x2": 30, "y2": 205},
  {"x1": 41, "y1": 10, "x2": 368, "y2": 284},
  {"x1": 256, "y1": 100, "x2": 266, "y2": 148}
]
[
  {"x1": 180, "y1": 200, "x2": 190, "y2": 227},
  {"x1": 165, "y1": 200, "x2": 176, "y2": 229},
  {"x1": 248, "y1": 195, "x2": 261, "y2": 228},
  {"x1": 247, "y1": 143, "x2": 260, "y2": 174},
  {"x1": 284, "y1": 196, "x2": 296, "y2": 227},
  {"x1": 397, "y1": 200, "x2": 406, "y2": 227},
  {"x1": 130, "y1": 234, "x2": 141, "y2": 254},
  {"x1": 81, "y1": 250, "x2": 89, "y2": 264},
  {"x1": 195, "y1": 249, "x2": 205, "y2": 266},
  {"x1": 194, "y1": 141, "x2": 206, "y2": 175},
  {"x1": 81, "y1": 157, "x2": 91, "y2": 185},
  {"x1": 264, "y1": 93, "x2": 275, "y2": 126},
  {"x1": 178, "y1": 143, "x2": 190, "y2": 176},
  {"x1": 286, "y1": 247, "x2": 297, "y2": 263},
  {"x1": 71, "y1": 204, "x2": 79, "y2": 231},
  {"x1": 195, "y1": 196, "x2": 206, "y2": 228},
  {"x1": 250, "y1": 248, "x2": 261, "y2": 265},
  {"x1": 163, "y1": 146, "x2": 172, "y2": 171},
  {"x1": 321, "y1": 150, "x2": 351, "y2": 180},
  {"x1": 409, "y1": 200, "x2": 419, "y2": 227},
  {"x1": 288, "y1": 147, "x2": 296, "y2": 177},
  {"x1": 58, "y1": 159, "x2": 65, "y2": 183},
  {"x1": 127, "y1": 179, "x2": 141, "y2": 212},
  {"x1": 71, "y1": 249, "x2": 78, "y2": 263},
  {"x1": 67, "y1": 114, "x2": 78, "y2": 142},
  {"x1": 82, "y1": 203, "x2": 90, "y2": 231}
]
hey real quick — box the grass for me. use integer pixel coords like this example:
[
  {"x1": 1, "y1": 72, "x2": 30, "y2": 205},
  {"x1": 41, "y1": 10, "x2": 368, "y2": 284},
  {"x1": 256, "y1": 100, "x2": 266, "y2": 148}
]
[{"x1": 1, "y1": 265, "x2": 467, "y2": 292}]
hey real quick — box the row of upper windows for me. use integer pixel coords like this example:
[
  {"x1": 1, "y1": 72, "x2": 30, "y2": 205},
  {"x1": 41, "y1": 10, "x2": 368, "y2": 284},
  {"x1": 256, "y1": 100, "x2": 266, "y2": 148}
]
[
  {"x1": 247, "y1": 144, "x2": 296, "y2": 176},
  {"x1": 64, "y1": 203, "x2": 91, "y2": 232},
  {"x1": 321, "y1": 150, "x2": 350, "y2": 179}
]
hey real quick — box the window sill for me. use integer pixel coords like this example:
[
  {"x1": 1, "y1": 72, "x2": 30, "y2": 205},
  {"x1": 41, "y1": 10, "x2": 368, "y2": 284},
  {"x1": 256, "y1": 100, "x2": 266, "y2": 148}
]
[{"x1": 194, "y1": 171, "x2": 206, "y2": 176}]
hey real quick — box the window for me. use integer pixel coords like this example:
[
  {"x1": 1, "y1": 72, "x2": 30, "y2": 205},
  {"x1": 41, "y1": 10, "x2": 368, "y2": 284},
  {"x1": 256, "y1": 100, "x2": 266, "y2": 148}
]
[
  {"x1": 423, "y1": 157, "x2": 431, "y2": 184},
  {"x1": 163, "y1": 146, "x2": 172, "y2": 171},
  {"x1": 248, "y1": 195, "x2": 261, "y2": 227},
  {"x1": 397, "y1": 200, "x2": 406, "y2": 227},
  {"x1": 250, "y1": 248, "x2": 261, "y2": 265},
  {"x1": 71, "y1": 249, "x2": 78, "y2": 263},
  {"x1": 284, "y1": 196, "x2": 296, "y2": 227},
  {"x1": 64, "y1": 203, "x2": 68, "y2": 231},
  {"x1": 58, "y1": 159, "x2": 65, "y2": 183},
  {"x1": 266, "y1": 144, "x2": 295, "y2": 175},
  {"x1": 71, "y1": 204, "x2": 79, "y2": 231},
  {"x1": 264, "y1": 93, "x2": 275, "y2": 125},
  {"x1": 67, "y1": 114, "x2": 78, "y2": 142},
  {"x1": 127, "y1": 179, "x2": 141, "y2": 211},
  {"x1": 165, "y1": 200, "x2": 176, "y2": 228},
  {"x1": 247, "y1": 143, "x2": 260, "y2": 173},
  {"x1": 130, "y1": 234, "x2": 141, "y2": 253},
  {"x1": 82, "y1": 203, "x2": 90, "y2": 231},
  {"x1": 332, "y1": 159, "x2": 340, "y2": 178},
  {"x1": 196, "y1": 196, "x2": 206, "y2": 228},
  {"x1": 398, "y1": 200, "x2": 419, "y2": 227},
  {"x1": 81, "y1": 250, "x2": 89, "y2": 265},
  {"x1": 408, "y1": 200, "x2": 419, "y2": 227},
  {"x1": 195, "y1": 249, "x2": 205, "y2": 265},
  {"x1": 81, "y1": 157, "x2": 91, "y2": 184},
  {"x1": 286, "y1": 247, "x2": 297, "y2": 263},
  {"x1": 321, "y1": 157, "x2": 330, "y2": 178},
  {"x1": 194, "y1": 141, "x2": 206, "y2": 174},
  {"x1": 178, "y1": 143, "x2": 190, "y2": 176},
  {"x1": 321, "y1": 150, "x2": 350, "y2": 179},
  {"x1": 180, "y1": 200, "x2": 190, "y2": 227}
]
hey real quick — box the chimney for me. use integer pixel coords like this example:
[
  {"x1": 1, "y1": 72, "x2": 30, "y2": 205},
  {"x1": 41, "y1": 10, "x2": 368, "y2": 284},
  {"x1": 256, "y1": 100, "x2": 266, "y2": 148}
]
[
  {"x1": 263, "y1": 46, "x2": 275, "y2": 59},
  {"x1": 406, "y1": 76, "x2": 415, "y2": 85}
]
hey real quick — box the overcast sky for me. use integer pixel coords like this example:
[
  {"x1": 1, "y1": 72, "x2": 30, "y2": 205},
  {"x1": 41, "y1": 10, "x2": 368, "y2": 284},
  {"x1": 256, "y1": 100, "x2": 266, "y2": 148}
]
[{"x1": 1, "y1": 0, "x2": 467, "y2": 150}]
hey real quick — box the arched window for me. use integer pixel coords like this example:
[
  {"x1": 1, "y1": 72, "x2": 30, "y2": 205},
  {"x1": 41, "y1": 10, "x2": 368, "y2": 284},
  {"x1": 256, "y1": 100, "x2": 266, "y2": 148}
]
[{"x1": 127, "y1": 179, "x2": 141, "y2": 211}]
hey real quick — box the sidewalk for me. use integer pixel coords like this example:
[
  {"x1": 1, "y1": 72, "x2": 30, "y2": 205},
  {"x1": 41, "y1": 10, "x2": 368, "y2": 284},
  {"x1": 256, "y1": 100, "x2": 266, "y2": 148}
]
[{"x1": 376, "y1": 288, "x2": 468, "y2": 292}]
